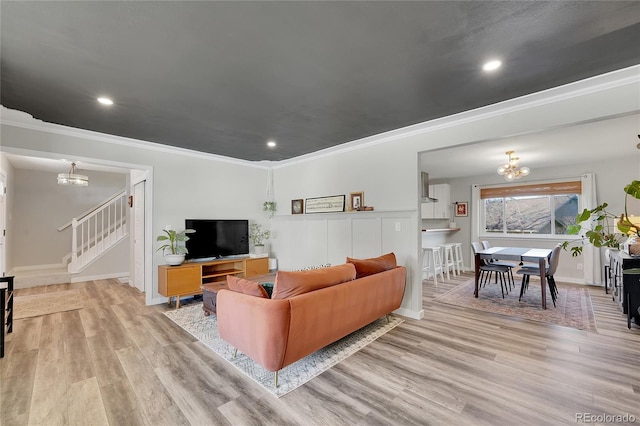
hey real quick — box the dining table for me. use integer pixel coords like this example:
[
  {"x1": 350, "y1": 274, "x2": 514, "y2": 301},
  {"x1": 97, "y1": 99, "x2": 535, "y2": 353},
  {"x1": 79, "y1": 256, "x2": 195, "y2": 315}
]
[{"x1": 474, "y1": 246, "x2": 553, "y2": 309}]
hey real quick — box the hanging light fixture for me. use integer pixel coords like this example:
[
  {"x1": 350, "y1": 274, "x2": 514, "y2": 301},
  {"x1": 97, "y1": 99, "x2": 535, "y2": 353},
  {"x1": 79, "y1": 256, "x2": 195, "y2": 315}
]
[
  {"x1": 497, "y1": 151, "x2": 530, "y2": 181},
  {"x1": 57, "y1": 162, "x2": 89, "y2": 186}
]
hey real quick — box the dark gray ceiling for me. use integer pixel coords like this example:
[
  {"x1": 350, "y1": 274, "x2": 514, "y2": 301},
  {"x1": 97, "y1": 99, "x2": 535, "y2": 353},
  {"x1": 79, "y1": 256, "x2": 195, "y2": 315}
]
[{"x1": 2, "y1": 1, "x2": 639, "y2": 162}]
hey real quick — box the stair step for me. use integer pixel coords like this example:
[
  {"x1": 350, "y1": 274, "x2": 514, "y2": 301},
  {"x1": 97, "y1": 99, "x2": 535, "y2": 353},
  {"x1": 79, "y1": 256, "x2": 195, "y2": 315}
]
[{"x1": 13, "y1": 268, "x2": 71, "y2": 289}]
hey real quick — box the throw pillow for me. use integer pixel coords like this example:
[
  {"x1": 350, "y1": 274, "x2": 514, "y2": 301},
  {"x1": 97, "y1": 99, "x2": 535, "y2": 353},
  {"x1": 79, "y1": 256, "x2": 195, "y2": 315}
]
[
  {"x1": 227, "y1": 275, "x2": 269, "y2": 298},
  {"x1": 346, "y1": 252, "x2": 397, "y2": 278},
  {"x1": 272, "y1": 263, "x2": 356, "y2": 299}
]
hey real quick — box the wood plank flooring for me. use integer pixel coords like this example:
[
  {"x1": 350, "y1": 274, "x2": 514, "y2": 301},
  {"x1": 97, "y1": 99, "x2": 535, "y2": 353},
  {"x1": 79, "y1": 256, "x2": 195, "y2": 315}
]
[{"x1": 1, "y1": 274, "x2": 639, "y2": 425}]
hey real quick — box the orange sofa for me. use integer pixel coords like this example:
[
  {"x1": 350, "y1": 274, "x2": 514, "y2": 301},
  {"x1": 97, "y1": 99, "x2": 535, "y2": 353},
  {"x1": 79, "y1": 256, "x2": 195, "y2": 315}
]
[{"x1": 217, "y1": 254, "x2": 406, "y2": 383}]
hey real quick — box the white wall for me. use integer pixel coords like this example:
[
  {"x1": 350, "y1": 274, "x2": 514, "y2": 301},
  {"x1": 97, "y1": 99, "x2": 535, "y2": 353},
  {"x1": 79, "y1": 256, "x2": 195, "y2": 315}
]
[
  {"x1": 1, "y1": 67, "x2": 638, "y2": 312},
  {"x1": 0, "y1": 115, "x2": 268, "y2": 304},
  {"x1": 12, "y1": 168, "x2": 127, "y2": 267},
  {"x1": 270, "y1": 69, "x2": 640, "y2": 318},
  {"x1": 424, "y1": 154, "x2": 639, "y2": 285}
]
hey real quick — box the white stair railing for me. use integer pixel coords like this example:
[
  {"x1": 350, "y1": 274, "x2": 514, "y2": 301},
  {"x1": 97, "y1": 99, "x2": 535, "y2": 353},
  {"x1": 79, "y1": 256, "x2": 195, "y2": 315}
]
[{"x1": 68, "y1": 191, "x2": 128, "y2": 273}]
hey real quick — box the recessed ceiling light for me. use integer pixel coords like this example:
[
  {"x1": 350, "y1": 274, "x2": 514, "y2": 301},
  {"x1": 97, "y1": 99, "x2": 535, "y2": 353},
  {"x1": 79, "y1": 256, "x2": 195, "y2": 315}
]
[
  {"x1": 482, "y1": 60, "x2": 502, "y2": 72},
  {"x1": 97, "y1": 97, "x2": 114, "y2": 105},
  {"x1": 267, "y1": 140, "x2": 277, "y2": 148}
]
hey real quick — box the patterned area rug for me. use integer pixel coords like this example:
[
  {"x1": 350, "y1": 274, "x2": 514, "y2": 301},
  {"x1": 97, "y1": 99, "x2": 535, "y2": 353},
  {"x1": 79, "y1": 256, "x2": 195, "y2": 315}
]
[
  {"x1": 435, "y1": 278, "x2": 597, "y2": 332},
  {"x1": 164, "y1": 303, "x2": 403, "y2": 397},
  {"x1": 13, "y1": 289, "x2": 84, "y2": 319}
]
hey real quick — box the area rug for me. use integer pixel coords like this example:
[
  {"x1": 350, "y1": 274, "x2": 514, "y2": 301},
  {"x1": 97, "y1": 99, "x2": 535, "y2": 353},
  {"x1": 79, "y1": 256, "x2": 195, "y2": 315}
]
[
  {"x1": 435, "y1": 278, "x2": 597, "y2": 332},
  {"x1": 13, "y1": 289, "x2": 84, "y2": 319},
  {"x1": 163, "y1": 303, "x2": 403, "y2": 397}
]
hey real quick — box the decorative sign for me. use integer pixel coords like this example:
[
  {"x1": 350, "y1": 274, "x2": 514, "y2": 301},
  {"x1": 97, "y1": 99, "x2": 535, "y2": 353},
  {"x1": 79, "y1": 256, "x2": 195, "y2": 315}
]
[{"x1": 304, "y1": 195, "x2": 346, "y2": 214}]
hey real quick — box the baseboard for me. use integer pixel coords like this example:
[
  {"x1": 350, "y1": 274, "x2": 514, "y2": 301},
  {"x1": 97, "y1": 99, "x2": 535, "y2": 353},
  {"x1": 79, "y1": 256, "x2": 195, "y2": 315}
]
[
  {"x1": 70, "y1": 272, "x2": 130, "y2": 283},
  {"x1": 10, "y1": 263, "x2": 67, "y2": 273}
]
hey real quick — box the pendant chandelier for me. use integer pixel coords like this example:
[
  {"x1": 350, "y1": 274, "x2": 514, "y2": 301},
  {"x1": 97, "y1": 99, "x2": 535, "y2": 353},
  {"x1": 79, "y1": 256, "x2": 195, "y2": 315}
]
[
  {"x1": 57, "y1": 162, "x2": 89, "y2": 186},
  {"x1": 497, "y1": 151, "x2": 530, "y2": 181}
]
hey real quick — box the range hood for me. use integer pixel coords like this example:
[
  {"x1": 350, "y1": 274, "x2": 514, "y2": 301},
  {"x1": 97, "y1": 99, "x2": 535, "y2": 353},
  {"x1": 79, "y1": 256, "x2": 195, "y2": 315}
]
[{"x1": 421, "y1": 172, "x2": 438, "y2": 203}]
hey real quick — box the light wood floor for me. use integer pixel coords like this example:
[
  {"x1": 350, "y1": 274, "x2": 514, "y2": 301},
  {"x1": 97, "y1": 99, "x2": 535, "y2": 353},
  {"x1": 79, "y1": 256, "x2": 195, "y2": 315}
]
[{"x1": 1, "y1": 273, "x2": 639, "y2": 425}]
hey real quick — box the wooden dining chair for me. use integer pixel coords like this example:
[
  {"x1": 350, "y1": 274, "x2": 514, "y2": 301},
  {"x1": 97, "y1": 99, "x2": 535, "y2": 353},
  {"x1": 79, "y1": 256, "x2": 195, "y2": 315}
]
[
  {"x1": 516, "y1": 244, "x2": 561, "y2": 307},
  {"x1": 471, "y1": 242, "x2": 511, "y2": 298}
]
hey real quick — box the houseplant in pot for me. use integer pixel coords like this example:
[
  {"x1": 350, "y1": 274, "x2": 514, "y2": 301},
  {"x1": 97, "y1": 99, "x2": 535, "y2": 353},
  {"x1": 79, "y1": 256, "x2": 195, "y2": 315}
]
[
  {"x1": 562, "y1": 180, "x2": 640, "y2": 256},
  {"x1": 156, "y1": 228, "x2": 195, "y2": 265},
  {"x1": 249, "y1": 223, "x2": 271, "y2": 255}
]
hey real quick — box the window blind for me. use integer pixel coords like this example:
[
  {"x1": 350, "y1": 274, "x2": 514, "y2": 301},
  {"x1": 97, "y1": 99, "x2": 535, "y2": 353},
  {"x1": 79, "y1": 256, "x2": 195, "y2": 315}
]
[{"x1": 480, "y1": 181, "x2": 582, "y2": 199}]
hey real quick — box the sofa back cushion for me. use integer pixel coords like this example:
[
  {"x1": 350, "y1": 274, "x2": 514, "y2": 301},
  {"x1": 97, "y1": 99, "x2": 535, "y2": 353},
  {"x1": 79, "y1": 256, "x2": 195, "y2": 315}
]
[
  {"x1": 227, "y1": 275, "x2": 269, "y2": 298},
  {"x1": 272, "y1": 263, "x2": 356, "y2": 300},
  {"x1": 346, "y1": 252, "x2": 397, "y2": 278}
]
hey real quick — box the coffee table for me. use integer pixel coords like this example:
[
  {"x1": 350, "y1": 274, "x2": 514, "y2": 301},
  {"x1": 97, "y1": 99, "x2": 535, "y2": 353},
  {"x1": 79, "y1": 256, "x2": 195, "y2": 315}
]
[
  {"x1": 201, "y1": 272, "x2": 276, "y2": 316},
  {"x1": 201, "y1": 282, "x2": 230, "y2": 316}
]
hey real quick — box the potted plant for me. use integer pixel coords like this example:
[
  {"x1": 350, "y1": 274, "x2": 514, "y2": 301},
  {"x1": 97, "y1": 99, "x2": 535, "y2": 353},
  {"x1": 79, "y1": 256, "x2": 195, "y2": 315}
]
[
  {"x1": 249, "y1": 223, "x2": 271, "y2": 254},
  {"x1": 563, "y1": 180, "x2": 640, "y2": 256},
  {"x1": 263, "y1": 201, "x2": 277, "y2": 218},
  {"x1": 156, "y1": 228, "x2": 195, "y2": 265}
]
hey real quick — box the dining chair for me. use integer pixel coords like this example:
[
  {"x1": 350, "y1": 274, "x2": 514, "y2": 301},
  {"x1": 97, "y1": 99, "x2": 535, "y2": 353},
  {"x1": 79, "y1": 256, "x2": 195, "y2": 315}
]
[
  {"x1": 471, "y1": 242, "x2": 511, "y2": 298},
  {"x1": 481, "y1": 240, "x2": 516, "y2": 290},
  {"x1": 516, "y1": 244, "x2": 561, "y2": 307}
]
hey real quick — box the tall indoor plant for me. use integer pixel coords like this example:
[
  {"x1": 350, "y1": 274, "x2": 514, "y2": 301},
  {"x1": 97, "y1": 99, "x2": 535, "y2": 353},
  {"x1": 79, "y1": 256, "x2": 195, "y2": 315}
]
[
  {"x1": 156, "y1": 228, "x2": 195, "y2": 265},
  {"x1": 563, "y1": 180, "x2": 640, "y2": 256}
]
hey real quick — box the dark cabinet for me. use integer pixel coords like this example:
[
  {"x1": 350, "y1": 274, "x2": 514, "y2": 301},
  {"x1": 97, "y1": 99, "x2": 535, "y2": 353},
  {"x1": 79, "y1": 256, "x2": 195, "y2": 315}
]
[{"x1": 622, "y1": 269, "x2": 640, "y2": 329}]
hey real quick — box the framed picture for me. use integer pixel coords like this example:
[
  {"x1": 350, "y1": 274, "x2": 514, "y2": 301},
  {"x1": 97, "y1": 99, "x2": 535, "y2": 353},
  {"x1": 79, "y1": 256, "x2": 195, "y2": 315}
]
[
  {"x1": 291, "y1": 199, "x2": 304, "y2": 215},
  {"x1": 350, "y1": 192, "x2": 364, "y2": 211},
  {"x1": 305, "y1": 195, "x2": 346, "y2": 214},
  {"x1": 455, "y1": 202, "x2": 468, "y2": 217}
]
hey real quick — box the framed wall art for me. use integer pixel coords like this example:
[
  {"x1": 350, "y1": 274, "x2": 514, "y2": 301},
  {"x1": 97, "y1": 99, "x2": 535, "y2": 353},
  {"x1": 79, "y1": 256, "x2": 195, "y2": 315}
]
[
  {"x1": 291, "y1": 199, "x2": 304, "y2": 215},
  {"x1": 304, "y1": 195, "x2": 346, "y2": 214},
  {"x1": 349, "y1": 192, "x2": 364, "y2": 211},
  {"x1": 455, "y1": 201, "x2": 468, "y2": 217}
]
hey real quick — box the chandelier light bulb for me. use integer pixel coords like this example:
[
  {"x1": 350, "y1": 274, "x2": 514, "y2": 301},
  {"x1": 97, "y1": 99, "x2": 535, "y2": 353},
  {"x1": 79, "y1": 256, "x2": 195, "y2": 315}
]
[{"x1": 496, "y1": 150, "x2": 530, "y2": 181}]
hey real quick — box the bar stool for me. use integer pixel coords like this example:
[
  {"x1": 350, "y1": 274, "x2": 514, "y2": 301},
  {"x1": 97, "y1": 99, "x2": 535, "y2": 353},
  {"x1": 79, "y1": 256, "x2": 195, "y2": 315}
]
[
  {"x1": 422, "y1": 246, "x2": 444, "y2": 285},
  {"x1": 453, "y1": 243, "x2": 464, "y2": 275},
  {"x1": 443, "y1": 244, "x2": 456, "y2": 279}
]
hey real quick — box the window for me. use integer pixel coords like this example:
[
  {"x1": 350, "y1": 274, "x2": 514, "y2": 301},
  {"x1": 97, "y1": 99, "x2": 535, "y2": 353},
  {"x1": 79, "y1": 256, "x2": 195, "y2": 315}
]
[{"x1": 481, "y1": 181, "x2": 581, "y2": 237}]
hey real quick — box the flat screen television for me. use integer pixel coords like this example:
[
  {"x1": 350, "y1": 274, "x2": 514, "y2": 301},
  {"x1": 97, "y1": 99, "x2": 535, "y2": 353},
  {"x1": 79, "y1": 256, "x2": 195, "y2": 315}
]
[{"x1": 184, "y1": 219, "x2": 249, "y2": 261}]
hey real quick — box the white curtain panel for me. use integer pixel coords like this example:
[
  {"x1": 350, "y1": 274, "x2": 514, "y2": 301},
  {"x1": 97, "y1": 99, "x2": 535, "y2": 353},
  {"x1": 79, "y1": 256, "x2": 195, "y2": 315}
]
[{"x1": 580, "y1": 173, "x2": 601, "y2": 285}]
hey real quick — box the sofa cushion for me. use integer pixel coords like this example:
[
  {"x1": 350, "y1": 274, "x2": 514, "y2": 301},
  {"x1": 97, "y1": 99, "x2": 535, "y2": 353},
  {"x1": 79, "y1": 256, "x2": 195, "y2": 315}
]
[
  {"x1": 272, "y1": 263, "x2": 356, "y2": 300},
  {"x1": 227, "y1": 275, "x2": 269, "y2": 298},
  {"x1": 346, "y1": 252, "x2": 397, "y2": 278}
]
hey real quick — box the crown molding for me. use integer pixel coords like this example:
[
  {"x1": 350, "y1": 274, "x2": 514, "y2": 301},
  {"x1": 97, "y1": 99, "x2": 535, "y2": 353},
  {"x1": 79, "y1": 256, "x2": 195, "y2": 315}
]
[
  {"x1": 0, "y1": 106, "x2": 269, "y2": 170},
  {"x1": 2, "y1": 65, "x2": 639, "y2": 171},
  {"x1": 273, "y1": 65, "x2": 640, "y2": 169}
]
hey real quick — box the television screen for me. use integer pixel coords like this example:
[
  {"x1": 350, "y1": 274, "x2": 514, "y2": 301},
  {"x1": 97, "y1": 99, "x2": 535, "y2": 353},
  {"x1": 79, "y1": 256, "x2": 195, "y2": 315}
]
[{"x1": 184, "y1": 219, "x2": 249, "y2": 260}]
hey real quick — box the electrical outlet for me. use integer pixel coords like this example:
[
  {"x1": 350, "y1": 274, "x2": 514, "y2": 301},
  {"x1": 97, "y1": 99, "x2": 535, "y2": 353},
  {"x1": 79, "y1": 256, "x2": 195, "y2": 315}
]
[
  {"x1": 395, "y1": 222, "x2": 401, "y2": 232},
  {"x1": 577, "y1": 263, "x2": 583, "y2": 270}
]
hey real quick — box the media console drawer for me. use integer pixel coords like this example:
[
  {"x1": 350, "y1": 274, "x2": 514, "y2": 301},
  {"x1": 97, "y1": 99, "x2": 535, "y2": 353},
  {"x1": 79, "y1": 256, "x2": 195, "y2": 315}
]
[{"x1": 245, "y1": 257, "x2": 269, "y2": 277}]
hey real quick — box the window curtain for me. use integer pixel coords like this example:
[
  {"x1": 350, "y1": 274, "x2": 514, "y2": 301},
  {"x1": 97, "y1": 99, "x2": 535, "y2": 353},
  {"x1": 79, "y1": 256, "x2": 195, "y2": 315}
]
[
  {"x1": 471, "y1": 184, "x2": 480, "y2": 246},
  {"x1": 581, "y1": 173, "x2": 601, "y2": 285}
]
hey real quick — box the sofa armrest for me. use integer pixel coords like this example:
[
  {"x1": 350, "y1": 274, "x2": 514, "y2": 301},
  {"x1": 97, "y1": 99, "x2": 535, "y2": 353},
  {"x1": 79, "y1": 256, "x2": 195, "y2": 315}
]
[{"x1": 217, "y1": 289, "x2": 291, "y2": 372}]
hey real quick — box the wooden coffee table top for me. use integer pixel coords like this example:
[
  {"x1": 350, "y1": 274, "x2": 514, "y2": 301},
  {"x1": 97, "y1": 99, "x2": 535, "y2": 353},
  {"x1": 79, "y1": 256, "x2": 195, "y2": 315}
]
[{"x1": 201, "y1": 282, "x2": 230, "y2": 292}]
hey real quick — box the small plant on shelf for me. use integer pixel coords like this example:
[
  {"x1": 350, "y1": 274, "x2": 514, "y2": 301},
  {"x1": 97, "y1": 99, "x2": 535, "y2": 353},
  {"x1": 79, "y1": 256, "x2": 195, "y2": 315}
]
[{"x1": 249, "y1": 223, "x2": 271, "y2": 248}]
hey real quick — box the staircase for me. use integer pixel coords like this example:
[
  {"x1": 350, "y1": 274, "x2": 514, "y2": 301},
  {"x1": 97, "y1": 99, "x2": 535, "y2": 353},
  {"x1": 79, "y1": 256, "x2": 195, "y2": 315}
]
[{"x1": 66, "y1": 191, "x2": 129, "y2": 273}]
